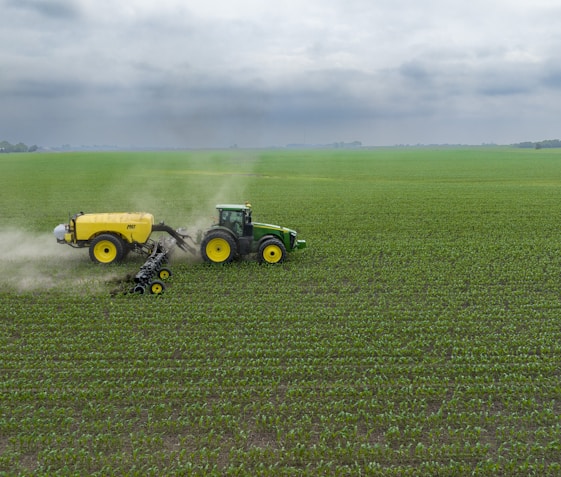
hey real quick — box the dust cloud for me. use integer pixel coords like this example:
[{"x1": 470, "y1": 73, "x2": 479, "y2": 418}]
[
  {"x1": 123, "y1": 151, "x2": 259, "y2": 261},
  {"x1": 0, "y1": 152, "x2": 260, "y2": 292},
  {"x1": 0, "y1": 228, "x2": 114, "y2": 293}
]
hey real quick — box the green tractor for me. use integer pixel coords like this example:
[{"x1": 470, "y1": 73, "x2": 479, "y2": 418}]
[{"x1": 201, "y1": 203, "x2": 306, "y2": 264}]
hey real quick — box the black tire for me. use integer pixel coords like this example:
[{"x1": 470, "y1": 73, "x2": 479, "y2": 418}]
[
  {"x1": 133, "y1": 284, "x2": 146, "y2": 294},
  {"x1": 150, "y1": 280, "x2": 166, "y2": 295},
  {"x1": 201, "y1": 231, "x2": 237, "y2": 264},
  {"x1": 158, "y1": 267, "x2": 172, "y2": 280},
  {"x1": 258, "y1": 237, "x2": 286, "y2": 264},
  {"x1": 89, "y1": 234, "x2": 125, "y2": 264}
]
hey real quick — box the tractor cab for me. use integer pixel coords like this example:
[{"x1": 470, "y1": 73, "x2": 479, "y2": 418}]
[{"x1": 217, "y1": 203, "x2": 253, "y2": 238}]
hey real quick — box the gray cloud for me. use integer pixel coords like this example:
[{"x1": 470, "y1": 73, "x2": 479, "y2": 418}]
[
  {"x1": 7, "y1": 0, "x2": 83, "y2": 19},
  {"x1": 543, "y1": 65, "x2": 561, "y2": 90},
  {"x1": 2, "y1": 0, "x2": 561, "y2": 147}
]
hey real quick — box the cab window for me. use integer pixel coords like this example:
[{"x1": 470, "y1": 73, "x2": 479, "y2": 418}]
[{"x1": 220, "y1": 210, "x2": 243, "y2": 235}]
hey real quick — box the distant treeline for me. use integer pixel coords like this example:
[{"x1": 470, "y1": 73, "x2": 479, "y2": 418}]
[
  {"x1": 515, "y1": 139, "x2": 561, "y2": 149},
  {"x1": 286, "y1": 141, "x2": 362, "y2": 149},
  {"x1": 0, "y1": 141, "x2": 38, "y2": 153}
]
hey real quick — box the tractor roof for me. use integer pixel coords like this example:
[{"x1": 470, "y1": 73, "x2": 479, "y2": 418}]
[{"x1": 216, "y1": 203, "x2": 252, "y2": 212}]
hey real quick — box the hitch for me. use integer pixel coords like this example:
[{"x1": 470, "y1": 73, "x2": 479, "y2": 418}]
[
  {"x1": 132, "y1": 242, "x2": 172, "y2": 295},
  {"x1": 152, "y1": 223, "x2": 198, "y2": 255}
]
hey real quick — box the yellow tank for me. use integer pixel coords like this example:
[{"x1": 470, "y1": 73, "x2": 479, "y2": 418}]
[{"x1": 73, "y1": 212, "x2": 154, "y2": 244}]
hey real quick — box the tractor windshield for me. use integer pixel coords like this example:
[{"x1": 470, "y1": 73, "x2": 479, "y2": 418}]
[{"x1": 220, "y1": 210, "x2": 244, "y2": 236}]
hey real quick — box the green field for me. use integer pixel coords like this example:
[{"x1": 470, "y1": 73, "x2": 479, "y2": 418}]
[{"x1": 2, "y1": 147, "x2": 561, "y2": 476}]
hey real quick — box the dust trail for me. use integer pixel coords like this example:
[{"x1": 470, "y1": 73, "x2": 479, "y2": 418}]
[
  {"x1": 185, "y1": 152, "x2": 260, "y2": 231},
  {"x1": 0, "y1": 228, "x2": 70, "y2": 261},
  {"x1": 0, "y1": 151, "x2": 263, "y2": 288},
  {"x1": 125, "y1": 150, "x2": 261, "y2": 264},
  {"x1": 0, "y1": 228, "x2": 117, "y2": 293}
]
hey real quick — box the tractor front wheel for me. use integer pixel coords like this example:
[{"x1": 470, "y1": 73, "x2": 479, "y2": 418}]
[
  {"x1": 89, "y1": 234, "x2": 125, "y2": 264},
  {"x1": 258, "y1": 238, "x2": 286, "y2": 264},
  {"x1": 201, "y1": 231, "x2": 237, "y2": 264}
]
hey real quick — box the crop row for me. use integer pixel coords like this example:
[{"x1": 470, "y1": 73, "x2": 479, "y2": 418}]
[{"x1": 3, "y1": 149, "x2": 561, "y2": 474}]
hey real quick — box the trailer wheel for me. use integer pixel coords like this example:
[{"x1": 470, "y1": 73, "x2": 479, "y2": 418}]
[
  {"x1": 201, "y1": 231, "x2": 237, "y2": 264},
  {"x1": 258, "y1": 238, "x2": 286, "y2": 264},
  {"x1": 89, "y1": 234, "x2": 125, "y2": 264},
  {"x1": 150, "y1": 280, "x2": 165, "y2": 294},
  {"x1": 158, "y1": 267, "x2": 172, "y2": 280}
]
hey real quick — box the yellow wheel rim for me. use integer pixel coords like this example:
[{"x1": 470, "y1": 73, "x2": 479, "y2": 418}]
[
  {"x1": 206, "y1": 238, "x2": 231, "y2": 263},
  {"x1": 159, "y1": 269, "x2": 170, "y2": 280},
  {"x1": 151, "y1": 282, "x2": 164, "y2": 294},
  {"x1": 262, "y1": 244, "x2": 283, "y2": 263},
  {"x1": 93, "y1": 240, "x2": 118, "y2": 263}
]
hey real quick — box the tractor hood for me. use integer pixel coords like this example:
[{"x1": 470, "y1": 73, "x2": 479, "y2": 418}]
[
  {"x1": 253, "y1": 222, "x2": 292, "y2": 233},
  {"x1": 253, "y1": 222, "x2": 307, "y2": 250}
]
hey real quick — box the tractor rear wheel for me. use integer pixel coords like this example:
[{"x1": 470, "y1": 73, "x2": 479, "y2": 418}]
[
  {"x1": 201, "y1": 231, "x2": 237, "y2": 264},
  {"x1": 258, "y1": 238, "x2": 286, "y2": 264},
  {"x1": 89, "y1": 234, "x2": 125, "y2": 264}
]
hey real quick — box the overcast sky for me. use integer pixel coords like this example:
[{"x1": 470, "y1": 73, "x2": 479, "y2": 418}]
[{"x1": 2, "y1": 0, "x2": 561, "y2": 148}]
